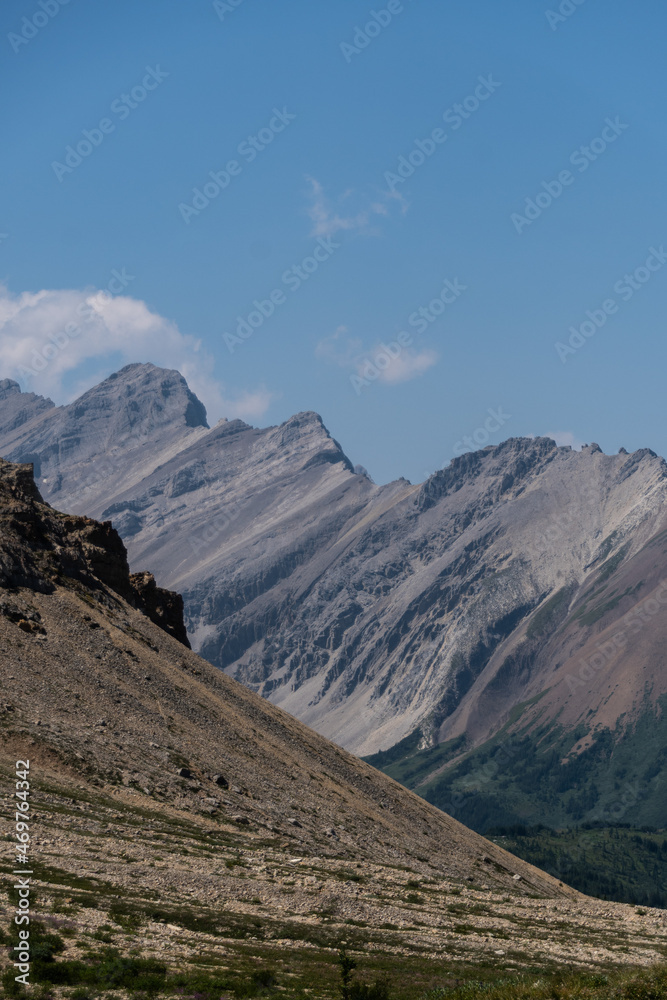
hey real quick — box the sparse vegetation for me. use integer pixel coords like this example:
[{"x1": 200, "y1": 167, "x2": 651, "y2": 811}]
[
  {"x1": 526, "y1": 587, "x2": 570, "y2": 638},
  {"x1": 4, "y1": 911, "x2": 667, "y2": 1000},
  {"x1": 3, "y1": 455, "x2": 667, "y2": 1000},
  {"x1": 338, "y1": 946, "x2": 390, "y2": 1000},
  {"x1": 421, "y1": 964, "x2": 667, "y2": 1000}
]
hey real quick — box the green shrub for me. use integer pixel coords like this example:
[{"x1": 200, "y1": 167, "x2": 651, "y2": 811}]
[
  {"x1": 337, "y1": 946, "x2": 390, "y2": 1000},
  {"x1": 1, "y1": 967, "x2": 27, "y2": 998}
]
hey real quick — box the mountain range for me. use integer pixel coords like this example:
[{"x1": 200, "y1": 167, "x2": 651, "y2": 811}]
[
  {"x1": 2, "y1": 363, "x2": 667, "y2": 833},
  {"x1": 5, "y1": 454, "x2": 666, "y2": 992}
]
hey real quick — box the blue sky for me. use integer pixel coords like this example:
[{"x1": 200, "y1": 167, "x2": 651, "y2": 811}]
[{"x1": 1, "y1": 0, "x2": 666, "y2": 484}]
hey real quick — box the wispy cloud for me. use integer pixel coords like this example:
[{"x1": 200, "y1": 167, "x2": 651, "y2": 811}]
[
  {"x1": 306, "y1": 177, "x2": 390, "y2": 238},
  {"x1": 315, "y1": 325, "x2": 362, "y2": 365},
  {"x1": 384, "y1": 186, "x2": 410, "y2": 216},
  {"x1": 375, "y1": 347, "x2": 437, "y2": 384},
  {"x1": 0, "y1": 284, "x2": 273, "y2": 422},
  {"x1": 317, "y1": 326, "x2": 438, "y2": 388}
]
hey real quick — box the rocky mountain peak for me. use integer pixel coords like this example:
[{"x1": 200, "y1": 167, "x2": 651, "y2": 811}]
[
  {"x1": 74, "y1": 362, "x2": 209, "y2": 431},
  {"x1": 2, "y1": 423, "x2": 664, "y2": 980},
  {"x1": 0, "y1": 365, "x2": 211, "y2": 509},
  {"x1": 418, "y1": 435, "x2": 558, "y2": 511},
  {"x1": 0, "y1": 379, "x2": 55, "y2": 436},
  {"x1": 0, "y1": 378, "x2": 22, "y2": 400},
  {"x1": 0, "y1": 456, "x2": 189, "y2": 645},
  {"x1": 275, "y1": 410, "x2": 355, "y2": 472},
  {"x1": 4, "y1": 365, "x2": 667, "y2": 783}
]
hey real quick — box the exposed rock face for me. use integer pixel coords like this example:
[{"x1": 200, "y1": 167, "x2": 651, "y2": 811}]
[
  {"x1": 0, "y1": 453, "x2": 576, "y2": 894},
  {"x1": 0, "y1": 364, "x2": 209, "y2": 509},
  {"x1": 0, "y1": 452, "x2": 667, "y2": 976},
  {"x1": 0, "y1": 456, "x2": 190, "y2": 646},
  {"x1": 0, "y1": 377, "x2": 54, "y2": 433},
  {"x1": 3, "y1": 460, "x2": 667, "y2": 977},
  {"x1": 2, "y1": 366, "x2": 667, "y2": 766},
  {"x1": 128, "y1": 569, "x2": 190, "y2": 646}
]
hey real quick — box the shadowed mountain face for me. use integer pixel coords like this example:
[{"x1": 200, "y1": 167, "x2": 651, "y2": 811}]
[
  {"x1": 3, "y1": 454, "x2": 667, "y2": 979},
  {"x1": 0, "y1": 456, "x2": 189, "y2": 646},
  {"x1": 2, "y1": 366, "x2": 667, "y2": 817}
]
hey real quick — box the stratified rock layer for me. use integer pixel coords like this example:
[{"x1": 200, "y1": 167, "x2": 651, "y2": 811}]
[
  {"x1": 2, "y1": 365, "x2": 667, "y2": 762},
  {"x1": 2, "y1": 453, "x2": 667, "y2": 977}
]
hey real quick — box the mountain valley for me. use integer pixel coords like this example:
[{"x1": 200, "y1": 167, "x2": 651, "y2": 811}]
[
  {"x1": 2, "y1": 366, "x2": 667, "y2": 842},
  {"x1": 2, "y1": 457, "x2": 667, "y2": 994}
]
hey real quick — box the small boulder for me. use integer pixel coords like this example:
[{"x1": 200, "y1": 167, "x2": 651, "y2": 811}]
[
  {"x1": 212, "y1": 774, "x2": 229, "y2": 788},
  {"x1": 177, "y1": 767, "x2": 192, "y2": 778}
]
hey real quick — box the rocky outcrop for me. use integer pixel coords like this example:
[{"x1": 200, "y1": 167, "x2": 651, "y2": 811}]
[
  {"x1": 0, "y1": 456, "x2": 190, "y2": 646},
  {"x1": 129, "y1": 569, "x2": 190, "y2": 646}
]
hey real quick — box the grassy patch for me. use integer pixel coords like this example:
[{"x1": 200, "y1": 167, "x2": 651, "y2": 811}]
[
  {"x1": 421, "y1": 963, "x2": 667, "y2": 1000},
  {"x1": 526, "y1": 588, "x2": 570, "y2": 639}
]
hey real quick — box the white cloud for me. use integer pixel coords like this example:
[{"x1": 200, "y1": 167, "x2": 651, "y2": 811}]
[
  {"x1": 316, "y1": 326, "x2": 438, "y2": 387},
  {"x1": 545, "y1": 430, "x2": 585, "y2": 450},
  {"x1": 306, "y1": 177, "x2": 389, "y2": 238},
  {"x1": 0, "y1": 284, "x2": 273, "y2": 423},
  {"x1": 371, "y1": 347, "x2": 437, "y2": 384}
]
